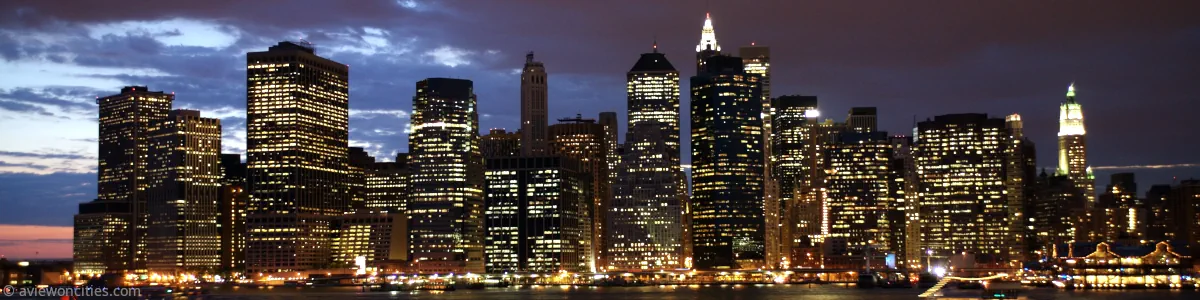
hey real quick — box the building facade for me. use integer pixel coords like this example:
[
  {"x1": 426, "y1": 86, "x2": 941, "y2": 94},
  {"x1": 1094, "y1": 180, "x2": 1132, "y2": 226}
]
[
  {"x1": 690, "y1": 55, "x2": 766, "y2": 270},
  {"x1": 547, "y1": 115, "x2": 610, "y2": 272},
  {"x1": 407, "y1": 78, "x2": 485, "y2": 274},
  {"x1": 607, "y1": 122, "x2": 687, "y2": 271},
  {"x1": 824, "y1": 131, "x2": 894, "y2": 257},
  {"x1": 145, "y1": 110, "x2": 223, "y2": 273},
  {"x1": 484, "y1": 157, "x2": 592, "y2": 273},
  {"x1": 245, "y1": 41, "x2": 350, "y2": 273},
  {"x1": 915, "y1": 113, "x2": 1011, "y2": 263},
  {"x1": 741, "y1": 43, "x2": 781, "y2": 268}
]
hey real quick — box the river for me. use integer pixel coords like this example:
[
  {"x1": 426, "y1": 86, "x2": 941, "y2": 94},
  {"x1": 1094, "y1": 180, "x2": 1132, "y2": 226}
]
[{"x1": 191, "y1": 284, "x2": 1199, "y2": 300}]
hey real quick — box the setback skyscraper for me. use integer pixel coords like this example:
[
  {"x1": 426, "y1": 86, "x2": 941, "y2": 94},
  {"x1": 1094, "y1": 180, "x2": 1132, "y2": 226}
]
[
  {"x1": 245, "y1": 41, "x2": 350, "y2": 273},
  {"x1": 521, "y1": 52, "x2": 549, "y2": 156},
  {"x1": 608, "y1": 46, "x2": 687, "y2": 271},
  {"x1": 76, "y1": 86, "x2": 173, "y2": 274},
  {"x1": 408, "y1": 78, "x2": 485, "y2": 274},
  {"x1": 145, "y1": 110, "x2": 222, "y2": 273},
  {"x1": 690, "y1": 55, "x2": 766, "y2": 269},
  {"x1": 1057, "y1": 84, "x2": 1095, "y2": 211}
]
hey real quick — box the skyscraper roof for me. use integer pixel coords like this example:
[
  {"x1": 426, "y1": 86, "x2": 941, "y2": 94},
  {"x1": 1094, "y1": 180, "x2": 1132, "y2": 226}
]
[{"x1": 629, "y1": 52, "x2": 676, "y2": 73}]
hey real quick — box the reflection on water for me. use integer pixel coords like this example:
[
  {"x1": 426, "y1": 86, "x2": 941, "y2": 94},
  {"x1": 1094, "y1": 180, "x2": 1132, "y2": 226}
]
[{"x1": 196, "y1": 285, "x2": 1200, "y2": 300}]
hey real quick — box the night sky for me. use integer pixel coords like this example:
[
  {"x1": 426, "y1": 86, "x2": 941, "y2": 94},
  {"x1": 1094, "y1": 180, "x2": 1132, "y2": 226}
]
[{"x1": 1, "y1": 0, "x2": 1198, "y2": 259}]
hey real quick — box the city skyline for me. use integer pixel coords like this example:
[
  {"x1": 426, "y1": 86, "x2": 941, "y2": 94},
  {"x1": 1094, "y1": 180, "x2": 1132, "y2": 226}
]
[{"x1": 2, "y1": 0, "x2": 1200, "y2": 260}]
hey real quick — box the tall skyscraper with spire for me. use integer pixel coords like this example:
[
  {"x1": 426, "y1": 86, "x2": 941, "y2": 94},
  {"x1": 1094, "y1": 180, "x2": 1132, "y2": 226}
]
[
  {"x1": 521, "y1": 52, "x2": 549, "y2": 156},
  {"x1": 1057, "y1": 83, "x2": 1095, "y2": 206},
  {"x1": 695, "y1": 13, "x2": 721, "y2": 74}
]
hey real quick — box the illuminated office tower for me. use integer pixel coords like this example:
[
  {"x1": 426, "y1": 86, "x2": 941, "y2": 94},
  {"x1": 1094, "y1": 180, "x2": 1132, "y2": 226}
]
[
  {"x1": 846, "y1": 107, "x2": 878, "y2": 133},
  {"x1": 521, "y1": 52, "x2": 549, "y2": 156},
  {"x1": 482, "y1": 129, "x2": 521, "y2": 159},
  {"x1": 408, "y1": 78, "x2": 485, "y2": 274},
  {"x1": 83, "y1": 86, "x2": 173, "y2": 273},
  {"x1": 741, "y1": 43, "x2": 781, "y2": 267},
  {"x1": 1029, "y1": 172, "x2": 1087, "y2": 257},
  {"x1": 74, "y1": 202, "x2": 132, "y2": 275},
  {"x1": 770, "y1": 95, "x2": 818, "y2": 261},
  {"x1": 915, "y1": 114, "x2": 1010, "y2": 262},
  {"x1": 484, "y1": 157, "x2": 592, "y2": 273},
  {"x1": 548, "y1": 114, "x2": 610, "y2": 271},
  {"x1": 824, "y1": 132, "x2": 894, "y2": 256},
  {"x1": 607, "y1": 122, "x2": 686, "y2": 271},
  {"x1": 1004, "y1": 114, "x2": 1037, "y2": 260},
  {"x1": 889, "y1": 135, "x2": 922, "y2": 269},
  {"x1": 623, "y1": 44, "x2": 689, "y2": 266},
  {"x1": 218, "y1": 154, "x2": 247, "y2": 272},
  {"x1": 364, "y1": 154, "x2": 409, "y2": 213},
  {"x1": 1095, "y1": 173, "x2": 1141, "y2": 241},
  {"x1": 144, "y1": 109, "x2": 222, "y2": 273},
  {"x1": 245, "y1": 41, "x2": 350, "y2": 273},
  {"x1": 695, "y1": 13, "x2": 722, "y2": 73},
  {"x1": 1057, "y1": 84, "x2": 1095, "y2": 216},
  {"x1": 690, "y1": 55, "x2": 765, "y2": 269}
]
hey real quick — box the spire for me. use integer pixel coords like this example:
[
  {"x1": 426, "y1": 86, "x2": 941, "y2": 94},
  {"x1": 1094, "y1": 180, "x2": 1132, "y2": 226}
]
[
  {"x1": 526, "y1": 51, "x2": 534, "y2": 64},
  {"x1": 696, "y1": 12, "x2": 720, "y2": 53},
  {"x1": 1066, "y1": 82, "x2": 1076, "y2": 99},
  {"x1": 653, "y1": 35, "x2": 658, "y2": 53}
]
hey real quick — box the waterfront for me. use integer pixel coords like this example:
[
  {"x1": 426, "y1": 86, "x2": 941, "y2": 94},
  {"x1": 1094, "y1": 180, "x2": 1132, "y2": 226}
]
[{"x1": 188, "y1": 285, "x2": 1198, "y2": 300}]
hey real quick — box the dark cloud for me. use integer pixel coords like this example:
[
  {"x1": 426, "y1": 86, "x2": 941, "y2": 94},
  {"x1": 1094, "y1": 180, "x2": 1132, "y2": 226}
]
[
  {"x1": 0, "y1": 87, "x2": 99, "y2": 114},
  {"x1": 0, "y1": 173, "x2": 96, "y2": 226},
  {"x1": 0, "y1": 150, "x2": 93, "y2": 160},
  {"x1": 0, "y1": 100, "x2": 54, "y2": 116}
]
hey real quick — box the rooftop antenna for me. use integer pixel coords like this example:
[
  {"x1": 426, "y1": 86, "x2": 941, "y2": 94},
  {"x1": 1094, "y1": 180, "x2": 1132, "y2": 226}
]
[{"x1": 653, "y1": 34, "x2": 658, "y2": 53}]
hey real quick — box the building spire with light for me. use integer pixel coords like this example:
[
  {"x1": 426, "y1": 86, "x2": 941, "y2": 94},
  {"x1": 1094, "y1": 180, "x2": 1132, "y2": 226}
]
[
  {"x1": 696, "y1": 13, "x2": 721, "y2": 53},
  {"x1": 695, "y1": 12, "x2": 722, "y2": 73}
]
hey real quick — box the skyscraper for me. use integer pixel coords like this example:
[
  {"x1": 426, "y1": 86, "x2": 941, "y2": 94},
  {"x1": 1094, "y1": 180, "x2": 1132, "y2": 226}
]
[
  {"x1": 521, "y1": 52, "x2": 549, "y2": 156},
  {"x1": 690, "y1": 55, "x2": 766, "y2": 269},
  {"x1": 741, "y1": 43, "x2": 780, "y2": 268},
  {"x1": 547, "y1": 114, "x2": 610, "y2": 271},
  {"x1": 1095, "y1": 173, "x2": 1141, "y2": 241},
  {"x1": 84, "y1": 86, "x2": 173, "y2": 273},
  {"x1": 364, "y1": 156, "x2": 409, "y2": 214},
  {"x1": 608, "y1": 122, "x2": 687, "y2": 271},
  {"x1": 824, "y1": 131, "x2": 894, "y2": 258},
  {"x1": 218, "y1": 154, "x2": 247, "y2": 272},
  {"x1": 599, "y1": 111, "x2": 619, "y2": 189},
  {"x1": 1004, "y1": 114, "x2": 1036, "y2": 260},
  {"x1": 145, "y1": 109, "x2": 222, "y2": 273},
  {"x1": 608, "y1": 46, "x2": 687, "y2": 271},
  {"x1": 408, "y1": 78, "x2": 485, "y2": 274},
  {"x1": 484, "y1": 157, "x2": 592, "y2": 273},
  {"x1": 245, "y1": 41, "x2": 350, "y2": 273},
  {"x1": 916, "y1": 114, "x2": 1011, "y2": 262},
  {"x1": 770, "y1": 95, "x2": 819, "y2": 264},
  {"x1": 1057, "y1": 84, "x2": 1095, "y2": 209},
  {"x1": 1029, "y1": 171, "x2": 1087, "y2": 257},
  {"x1": 481, "y1": 129, "x2": 521, "y2": 159},
  {"x1": 695, "y1": 13, "x2": 722, "y2": 74},
  {"x1": 846, "y1": 107, "x2": 878, "y2": 133}
]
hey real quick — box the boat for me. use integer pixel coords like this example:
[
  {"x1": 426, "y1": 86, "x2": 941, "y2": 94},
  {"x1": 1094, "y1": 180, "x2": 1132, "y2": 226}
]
[{"x1": 856, "y1": 272, "x2": 881, "y2": 288}]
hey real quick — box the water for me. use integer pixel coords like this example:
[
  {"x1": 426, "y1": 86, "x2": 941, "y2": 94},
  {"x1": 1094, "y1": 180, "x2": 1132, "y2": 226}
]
[{"x1": 193, "y1": 285, "x2": 1200, "y2": 300}]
